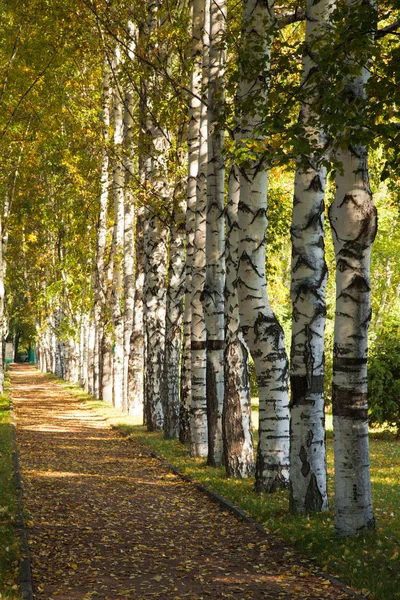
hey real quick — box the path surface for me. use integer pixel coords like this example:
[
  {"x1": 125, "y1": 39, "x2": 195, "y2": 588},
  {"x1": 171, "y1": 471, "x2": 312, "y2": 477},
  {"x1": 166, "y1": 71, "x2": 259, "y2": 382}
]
[{"x1": 12, "y1": 364, "x2": 353, "y2": 600}]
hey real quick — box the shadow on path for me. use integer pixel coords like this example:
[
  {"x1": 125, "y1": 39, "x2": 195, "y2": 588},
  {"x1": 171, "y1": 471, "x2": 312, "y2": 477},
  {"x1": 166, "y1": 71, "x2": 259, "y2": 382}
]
[{"x1": 12, "y1": 364, "x2": 353, "y2": 600}]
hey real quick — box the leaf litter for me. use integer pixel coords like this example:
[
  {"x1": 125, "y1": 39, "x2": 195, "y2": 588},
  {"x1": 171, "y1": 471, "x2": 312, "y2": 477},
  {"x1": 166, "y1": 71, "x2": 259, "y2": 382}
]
[{"x1": 13, "y1": 365, "x2": 354, "y2": 600}]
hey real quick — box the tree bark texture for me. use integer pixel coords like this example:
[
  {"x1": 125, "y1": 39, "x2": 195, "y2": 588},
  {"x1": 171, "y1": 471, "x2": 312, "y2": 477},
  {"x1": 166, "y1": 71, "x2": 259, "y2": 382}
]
[
  {"x1": 190, "y1": 0, "x2": 210, "y2": 458},
  {"x1": 236, "y1": 0, "x2": 290, "y2": 493},
  {"x1": 110, "y1": 44, "x2": 125, "y2": 411},
  {"x1": 142, "y1": 0, "x2": 171, "y2": 432},
  {"x1": 122, "y1": 23, "x2": 137, "y2": 414},
  {"x1": 143, "y1": 210, "x2": 168, "y2": 431},
  {"x1": 203, "y1": 0, "x2": 226, "y2": 467},
  {"x1": 289, "y1": 0, "x2": 331, "y2": 516},
  {"x1": 328, "y1": 0, "x2": 377, "y2": 537},
  {"x1": 163, "y1": 190, "x2": 186, "y2": 439},
  {"x1": 223, "y1": 164, "x2": 255, "y2": 478},
  {"x1": 101, "y1": 329, "x2": 113, "y2": 403},
  {"x1": 127, "y1": 205, "x2": 145, "y2": 419},
  {"x1": 94, "y1": 56, "x2": 112, "y2": 401},
  {"x1": 180, "y1": 0, "x2": 204, "y2": 444}
]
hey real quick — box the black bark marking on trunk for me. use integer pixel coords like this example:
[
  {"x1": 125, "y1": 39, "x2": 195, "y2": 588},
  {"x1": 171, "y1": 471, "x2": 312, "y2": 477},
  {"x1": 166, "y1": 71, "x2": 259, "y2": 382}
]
[
  {"x1": 353, "y1": 483, "x2": 358, "y2": 502},
  {"x1": 292, "y1": 254, "x2": 315, "y2": 273},
  {"x1": 254, "y1": 448, "x2": 289, "y2": 493},
  {"x1": 207, "y1": 339, "x2": 224, "y2": 350},
  {"x1": 206, "y1": 356, "x2": 220, "y2": 467},
  {"x1": 254, "y1": 312, "x2": 284, "y2": 347},
  {"x1": 299, "y1": 445, "x2": 310, "y2": 477},
  {"x1": 332, "y1": 385, "x2": 368, "y2": 420},
  {"x1": 290, "y1": 375, "x2": 324, "y2": 406},
  {"x1": 306, "y1": 174, "x2": 324, "y2": 193},
  {"x1": 334, "y1": 356, "x2": 367, "y2": 371},
  {"x1": 306, "y1": 429, "x2": 314, "y2": 448},
  {"x1": 179, "y1": 401, "x2": 191, "y2": 444},
  {"x1": 345, "y1": 274, "x2": 371, "y2": 293},
  {"x1": 305, "y1": 473, "x2": 324, "y2": 513},
  {"x1": 223, "y1": 340, "x2": 254, "y2": 478},
  {"x1": 191, "y1": 340, "x2": 207, "y2": 350}
]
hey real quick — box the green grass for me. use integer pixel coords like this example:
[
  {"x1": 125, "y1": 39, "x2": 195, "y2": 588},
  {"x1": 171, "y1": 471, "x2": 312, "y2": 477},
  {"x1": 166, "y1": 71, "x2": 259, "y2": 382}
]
[
  {"x1": 13, "y1": 374, "x2": 400, "y2": 600},
  {"x1": 0, "y1": 373, "x2": 21, "y2": 600}
]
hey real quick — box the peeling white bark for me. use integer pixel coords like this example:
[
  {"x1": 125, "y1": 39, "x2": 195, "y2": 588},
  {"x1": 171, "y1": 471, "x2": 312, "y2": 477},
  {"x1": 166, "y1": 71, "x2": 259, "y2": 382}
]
[
  {"x1": 164, "y1": 189, "x2": 186, "y2": 439},
  {"x1": 224, "y1": 164, "x2": 255, "y2": 478},
  {"x1": 329, "y1": 0, "x2": 377, "y2": 536},
  {"x1": 180, "y1": 0, "x2": 205, "y2": 444},
  {"x1": 289, "y1": 0, "x2": 332, "y2": 515},
  {"x1": 203, "y1": 0, "x2": 226, "y2": 467},
  {"x1": 190, "y1": 0, "x2": 210, "y2": 458},
  {"x1": 236, "y1": 0, "x2": 290, "y2": 492},
  {"x1": 94, "y1": 56, "x2": 112, "y2": 401},
  {"x1": 142, "y1": 0, "x2": 169, "y2": 432},
  {"x1": 122, "y1": 22, "x2": 137, "y2": 414},
  {"x1": 128, "y1": 205, "x2": 145, "y2": 420},
  {"x1": 110, "y1": 44, "x2": 125, "y2": 411}
]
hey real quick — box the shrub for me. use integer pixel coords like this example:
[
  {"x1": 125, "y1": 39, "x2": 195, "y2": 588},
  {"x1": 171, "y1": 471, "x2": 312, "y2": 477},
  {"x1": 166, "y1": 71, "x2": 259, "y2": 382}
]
[{"x1": 368, "y1": 323, "x2": 400, "y2": 435}]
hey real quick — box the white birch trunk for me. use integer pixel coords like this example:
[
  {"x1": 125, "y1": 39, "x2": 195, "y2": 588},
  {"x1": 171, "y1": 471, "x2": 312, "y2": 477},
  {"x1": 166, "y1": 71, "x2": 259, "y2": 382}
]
[
  {"x1": 203, "y1": 0, "x2": 226, "y2": 467},
  {"x1": 80, "y1": 314, "x2": 89, "y2": 391},
  {"x1": 87, "y1": 319, "x2": 96, "y2": 394},
  {"x1": 110, "y1": 45, "x2": 125, "y2": 411},
  {"x1": 143, "y1": 211, "x2": 168, "y2": 431},
  {"x1": 329, "y1": 0, "x2": 377, "y2": 537},
  {"x1": 142, "y1": 0, "x2": 169, "y2": 431},
  {"x1": 190, "y1": 0, "x2": 210, "y2": 458},
  {"x1": 127, "y1": 79, "x2": 146, "y2": 420},
  {"x1": 127, "y1": 204, "x2": 145, "y2": 420},
  {"x1": 54, "y1": 308, "x2": 65, "y2": 379},
  {"x1": 101, "y1": 330, "x2": 113, "y2": 403},
  {"x1": 236, "y1": 0, "x2": 290, "y2": 492},
  {"x1": 163, "y1": 192, "x2": 186, "y2": 439},
  {"x1": 122, "y1": 23, "x2": 137, "y2": 414},
  {"x1": 180, "y1": 0, "x2": 204, "y2": 444},
  {"x1": 94, "y1": 57, "x2": 112, "y2": 401},
  {"x1": 224, "y1": 164, "x2": 255, "y2": 478},
  {"x1": 289, "y1": 0, "x2": 332, "y2": 515}
]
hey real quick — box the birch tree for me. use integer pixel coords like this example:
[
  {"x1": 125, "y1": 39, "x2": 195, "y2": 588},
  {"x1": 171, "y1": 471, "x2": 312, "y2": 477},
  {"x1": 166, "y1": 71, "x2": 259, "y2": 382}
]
[
  {"x1": 328, "y1": 0, "x2": 377, "y2": 536},
  {"x1": 127, "y1": 203, "x2": 145, "y2": 419},
  {"x1": 289, "y1": 0, "x2": 333, "y2": 515},
  {"x1": 223, "y1": 163, "x2": 255, "y2": 478},
  {"x1": 127, "y1": 74, "x2": 146, "y2": 419},
  {"x1": 122, "y1": 21, "x2": 137, "y2": 414},
  {"x1": 94, "y1": 56, "x2": 112, "y2": 401},
  {"x1": 202, "y1": 0, "x2": 226, "y2": 467},
  {"x1": 163, "y1": 162, "x2": 186, "y2": 439},
  {"x1": 236, "y1": 0, "x2": 290, "y2": 493},
  {"x1": 142, "y1": 0, "x2": 169, "y2": 431},
  {"x1": 190, "y1": 0, "x2": 210, "y2": 457},
  {"x1": 180, "y1": 0, "x2": 204, "y2": 444}
]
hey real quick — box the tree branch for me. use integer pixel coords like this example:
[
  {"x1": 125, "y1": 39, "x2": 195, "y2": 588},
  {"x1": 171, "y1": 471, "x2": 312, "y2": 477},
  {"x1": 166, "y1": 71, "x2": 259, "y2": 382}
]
[
  {"x1": 376, "y1": 19, "x2": 400, "y2": 38},
  {"x1": 276, "y1": 7, "x2": 305, "y2": 29}
]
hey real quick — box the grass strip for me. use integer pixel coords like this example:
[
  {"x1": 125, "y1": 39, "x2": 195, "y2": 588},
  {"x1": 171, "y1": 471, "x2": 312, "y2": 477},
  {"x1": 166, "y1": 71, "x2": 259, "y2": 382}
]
[{"x1": 0, "y1": 373, "x2": 22, "y2": 600}]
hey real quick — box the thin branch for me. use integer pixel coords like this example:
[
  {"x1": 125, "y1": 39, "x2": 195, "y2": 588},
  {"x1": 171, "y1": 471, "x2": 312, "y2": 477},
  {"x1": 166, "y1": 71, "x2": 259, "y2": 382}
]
[
  {"x1": 276, "y1": 8, "x2": 306, "y2": 29},
  {"x1": 0, "y1": 56, "x2": 55, "y2": 140},
  {"x1": 376, "y1": 19, "x2": 400, "y2": 38}
]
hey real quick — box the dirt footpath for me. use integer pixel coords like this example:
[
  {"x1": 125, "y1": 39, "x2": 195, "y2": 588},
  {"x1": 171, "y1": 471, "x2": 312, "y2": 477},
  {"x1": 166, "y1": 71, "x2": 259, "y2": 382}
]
[{"x1": 12, "y1": 364, "x2": 354, "y2": 600}]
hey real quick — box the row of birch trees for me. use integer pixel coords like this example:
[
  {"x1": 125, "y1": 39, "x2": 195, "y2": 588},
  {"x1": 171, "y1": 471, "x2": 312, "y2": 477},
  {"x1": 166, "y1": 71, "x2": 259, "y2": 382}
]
[{"x1": 1, "y1": 0, "x2": 399, "y2": 537}]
